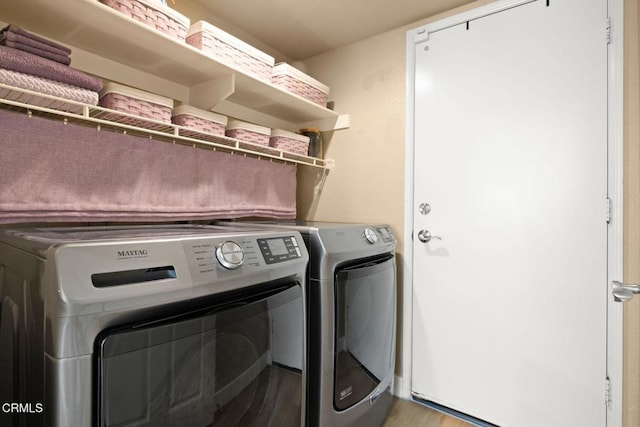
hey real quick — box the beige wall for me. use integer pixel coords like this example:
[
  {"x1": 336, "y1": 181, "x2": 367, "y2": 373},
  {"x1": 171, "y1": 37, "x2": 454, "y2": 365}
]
[
  {"x1": 297, "y1": 32, "x2": 406, "y2": 227},
  {"x1": 301, "y1": 0, "x2": 640, "y2": 424}
]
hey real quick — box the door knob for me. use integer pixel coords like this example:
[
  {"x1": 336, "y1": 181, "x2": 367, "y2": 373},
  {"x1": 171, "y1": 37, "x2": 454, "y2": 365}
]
[
  {"x1": 417, "y1": 230, "x2": 442, "y2": 243},
  {"x1": 612, "y1": 280, "x2": 640, "y2": 302}
]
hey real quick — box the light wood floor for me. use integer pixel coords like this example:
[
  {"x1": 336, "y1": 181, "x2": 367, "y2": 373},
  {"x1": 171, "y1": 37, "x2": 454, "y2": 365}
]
[{"x1": 382, "y1": 398, "x2": 473, "y2": 427}]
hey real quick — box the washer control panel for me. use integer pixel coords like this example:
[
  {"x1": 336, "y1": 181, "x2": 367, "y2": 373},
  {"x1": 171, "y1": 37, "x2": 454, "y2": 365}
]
[
  {"x1": 375, "y1": 226, "x2": 395, "y2": 244},
  {"x1": 257, "y1": 236, "x2": 302, "y2": 264},
  {"x1": 215, "y1": 240, "x2": 245, "y2": 269},
  {"x1": 361, "y1": 226, "x2": 396, "y2": 245},
  {"x1": 183, "y1": 232, "x2": 306, "y2": 283},
  {"x1": 364, "y1": 227, "x2": 380, "y2": 244}
]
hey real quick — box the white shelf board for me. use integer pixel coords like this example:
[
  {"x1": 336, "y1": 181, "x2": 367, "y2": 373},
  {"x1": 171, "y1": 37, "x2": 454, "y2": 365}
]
[{"x1": 0, "y1": 0, "x2": 349, "y2": 131}]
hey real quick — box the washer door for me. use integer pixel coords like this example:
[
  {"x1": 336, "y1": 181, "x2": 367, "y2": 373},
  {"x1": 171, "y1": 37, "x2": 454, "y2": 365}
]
[
  {"x1": 94, "y1": 281, "x2": 303, "y2": 427},
  {"x1": 333, "y1": 254, "x2": 396, "y2": 411}
]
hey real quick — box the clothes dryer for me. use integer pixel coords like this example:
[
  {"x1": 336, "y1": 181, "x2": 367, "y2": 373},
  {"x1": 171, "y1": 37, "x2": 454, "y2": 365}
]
[
  {"x1": 0, "y1": 224, "x2": 308, "y2": 427},
  {"x1": 219, "y1": 221, "x2": 397, "y2": 427}
]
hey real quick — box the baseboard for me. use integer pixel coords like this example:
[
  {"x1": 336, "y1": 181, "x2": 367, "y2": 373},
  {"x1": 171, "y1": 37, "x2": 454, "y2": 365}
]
[{"x1": 393, "y1": 375, "x2": 410, "y2": 398}]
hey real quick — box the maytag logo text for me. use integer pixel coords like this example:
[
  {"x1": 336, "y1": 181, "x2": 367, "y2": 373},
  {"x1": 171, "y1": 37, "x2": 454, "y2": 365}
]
[{"x1": 117, "y1": 249, "x2": 149, "y2": 259}]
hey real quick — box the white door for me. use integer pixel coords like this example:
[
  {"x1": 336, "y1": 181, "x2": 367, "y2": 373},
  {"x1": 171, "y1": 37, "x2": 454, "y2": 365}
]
[{"x1": 410, "y1": 1, "x2": 608, "y2": 426}]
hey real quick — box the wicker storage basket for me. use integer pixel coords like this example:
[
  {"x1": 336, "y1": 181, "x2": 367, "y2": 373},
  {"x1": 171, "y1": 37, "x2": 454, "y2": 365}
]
[
  {"x1": 172, "y1": 105, "x2": 227, "y2": 136},
  {"x1": 225, "y1": 120, "x2": 270, "y2": 146},
  {"x1": 186, "y1": 21, "x2": 275, "y2": 82},
  {"x1": 100, "y1": 0, "x2": 190, "y2": 42},
  {"x1": 99, "y1": 82, "x2": 173, "y2": 123},
  {"x1": 271, "y1": 63, "x2": 329, "y2": 106},
  {"x1": 269, "y1": 129, "x2": 310, "y2": 156}
]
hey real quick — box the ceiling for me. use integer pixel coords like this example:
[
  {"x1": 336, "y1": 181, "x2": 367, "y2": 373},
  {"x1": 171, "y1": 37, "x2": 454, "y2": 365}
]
[{"x1": 175, "y1": 0, "x2": 478, "y2": 61}]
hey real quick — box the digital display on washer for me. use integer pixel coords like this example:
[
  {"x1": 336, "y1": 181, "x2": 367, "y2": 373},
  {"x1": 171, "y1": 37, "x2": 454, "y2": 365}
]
[
  {"x1": 258, "y1": 236, "x2": 301, "y2": 264},
  {"x1": 266, "y1": 238, "x2": 288, "y2": 256}
]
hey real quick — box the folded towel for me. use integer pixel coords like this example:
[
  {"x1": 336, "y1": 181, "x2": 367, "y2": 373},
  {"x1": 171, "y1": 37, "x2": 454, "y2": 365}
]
[
  {"x1": 1, "y1": 33, "x2": 71, "y2": 65},
  {"x1": 0, "y1": 46, "x2": 102, "y2": 92},
  {"x1": 0, "y1": 24, "x2": 71, "y2": 55},
  {"x1": 0, "y1": 109, "x2": 297, "y2": 224},
  {"x1": 0, "y1": 68, "x2": 99, "y2": 113}
]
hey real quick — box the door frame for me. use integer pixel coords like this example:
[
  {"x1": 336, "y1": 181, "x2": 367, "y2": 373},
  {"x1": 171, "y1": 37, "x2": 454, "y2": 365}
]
[{"x1": 401, "y1": 1, "x2": 624, "y2": 426}]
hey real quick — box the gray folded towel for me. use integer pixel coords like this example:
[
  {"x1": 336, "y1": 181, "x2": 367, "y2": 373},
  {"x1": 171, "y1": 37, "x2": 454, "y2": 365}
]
[
  {"x1": 0, "y1": 25, "x2": 71, "y2": 55},
  {"x1": 0, "y1": 45, "x2": 102, "y2": 92},
  {"x1": 1, "y1": 32, "x2": 71, "y2": 65}
]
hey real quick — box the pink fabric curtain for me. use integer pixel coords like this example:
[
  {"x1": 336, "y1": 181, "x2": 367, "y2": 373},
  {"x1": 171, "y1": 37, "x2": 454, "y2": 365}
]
[{"x1": 0, "y1": 109, "x2": 296, "y2": 223}]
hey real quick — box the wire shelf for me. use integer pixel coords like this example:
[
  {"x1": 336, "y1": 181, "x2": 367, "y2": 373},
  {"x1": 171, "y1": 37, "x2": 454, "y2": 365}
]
[{"x1": 0, "y1": 83, "x2": 333, "y2": 169}]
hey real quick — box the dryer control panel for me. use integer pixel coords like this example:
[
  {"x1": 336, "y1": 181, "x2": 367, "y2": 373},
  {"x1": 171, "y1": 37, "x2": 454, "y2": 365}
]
[
  {"x1": 3, "y1": 226, "x2": 308, "y2": 315},
  {"x1": 257, "y1": 236, "x2": 302, "y2": 264},
  {"x1": 215, "y1": 241, "x2": 245, "y2": 270}
]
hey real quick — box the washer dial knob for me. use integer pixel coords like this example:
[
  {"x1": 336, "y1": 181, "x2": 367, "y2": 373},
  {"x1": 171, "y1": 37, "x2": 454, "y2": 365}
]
[
  {"x1": 215, "y1": 241, "x2": 245, "y2": 269},
  {"x1": 364, "y1": 228, "x2": 379, "y2": 244}
]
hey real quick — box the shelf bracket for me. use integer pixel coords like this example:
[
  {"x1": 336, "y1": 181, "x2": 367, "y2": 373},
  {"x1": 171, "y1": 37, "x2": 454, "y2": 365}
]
[
  {"x1": 298, "y1": 114, "x2": 350, "y2": 132},
  {"x1": 189, "y1": 74, "x2": 236, "y2": 111}
]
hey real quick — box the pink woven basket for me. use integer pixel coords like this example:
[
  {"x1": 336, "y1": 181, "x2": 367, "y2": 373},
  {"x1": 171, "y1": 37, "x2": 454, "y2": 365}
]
[
  {"x1": 100, "y1": 0, "x2": 189, "y2": 41},
  {"x1": 272, "y1": 74, "x2": 328, "y2": 106},
  {"x1": 173, "y1": 114, "x2": 226, "y2": 136},
  {"x1": 270, "y1": 135, "x2": 309, "y2": 156},
  {"x1": 100, "y1": 92, "x2": 172, "y2": 123},
  {"x1": 226, "y1": 128, "x2": 269, "y2": 146},
  {"x1": 187, "y1": 33, "x2": 272, "y2": 82},
  {"x1": 186, "y1": 22, "x2": 274, "y2": 82}
]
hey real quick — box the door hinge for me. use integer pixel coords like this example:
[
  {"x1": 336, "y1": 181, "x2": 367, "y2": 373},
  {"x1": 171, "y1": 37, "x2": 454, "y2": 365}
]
[
  {"x1": 606, "y1": 17, "x2": 611, "y2": 44},
  {"x1": 606, "y1": 197, "x2": 612, "y2": 224},
  {"x1": 605, "y1": 377, "x2": 612, "y2": 407}
]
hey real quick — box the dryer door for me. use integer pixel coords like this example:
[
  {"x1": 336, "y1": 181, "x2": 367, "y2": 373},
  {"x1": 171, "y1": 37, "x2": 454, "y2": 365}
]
[
  {"x1": 333, "y1": 254, "x2": 396, "y2": 411},
  {"x1": 94, "y1": 281, "x2": 304, "y2": 427}
]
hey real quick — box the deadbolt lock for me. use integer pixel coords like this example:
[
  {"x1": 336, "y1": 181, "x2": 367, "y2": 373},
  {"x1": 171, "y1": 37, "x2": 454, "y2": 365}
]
[{"x1": 419, "y1": 203, "x2": 431, "y2": 215}]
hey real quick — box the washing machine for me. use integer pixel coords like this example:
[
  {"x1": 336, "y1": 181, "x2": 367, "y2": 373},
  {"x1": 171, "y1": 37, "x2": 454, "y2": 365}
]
[
  {"x1": 219, "y1": 221, "x2": 397, "y2": 427},
  {"x1": 0, "y1": 224, "x2": 308, "y2": 427}
]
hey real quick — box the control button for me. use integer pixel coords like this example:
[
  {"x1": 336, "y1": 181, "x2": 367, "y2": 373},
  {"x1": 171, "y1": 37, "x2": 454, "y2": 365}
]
[
  {"x1": 364, "y1": 228, "x2": 379, "y2": 244},
  {"x1": 215, "y1": 241, "x2": 245, "y2": 269}
]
